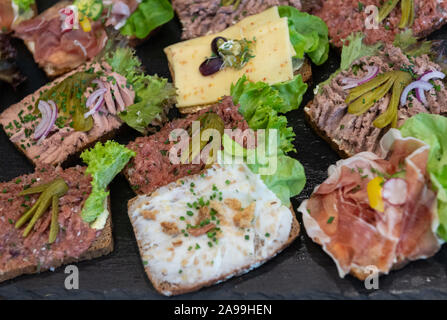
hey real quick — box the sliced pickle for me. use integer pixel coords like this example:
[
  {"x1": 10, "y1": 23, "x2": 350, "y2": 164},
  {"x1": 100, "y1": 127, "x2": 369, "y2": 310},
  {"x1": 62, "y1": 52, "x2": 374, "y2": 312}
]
[
  {"x1": 16, "y1": 177, "x2": 68, "y2": 242},
  {"x1": 36, "y1": 72, "x2": 95, "y2": 132},
  {"x1": 181, "y1": 113, "x2": 224, "y2": 165},
  {"x1": 378, "y1": 0, "x2": 400, "y2": 23},
  {"x1": 348, "y1": 75, "x2": 396, "y2": 115},
  {"x1": 399, "y1": 0, "x2": 415, "y2": 28},
  {"x1": 373, "y1": 71, "x2": 412, "y2": 128},
  {"x1": 345, "y1": 72, "x2": 394, "y2": 104},
  {"x1": 48, "y1": 196, "x2": 59, "y2": 244}
]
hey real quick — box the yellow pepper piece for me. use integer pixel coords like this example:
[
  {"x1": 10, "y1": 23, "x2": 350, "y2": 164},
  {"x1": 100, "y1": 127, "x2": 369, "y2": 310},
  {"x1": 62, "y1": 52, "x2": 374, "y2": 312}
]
[
  {"x1": 80, "y1": 16, "x2": 92, "y2": 32},
  {"x1": 367, "y1": 177, "x2": 385, "y2": 213}
]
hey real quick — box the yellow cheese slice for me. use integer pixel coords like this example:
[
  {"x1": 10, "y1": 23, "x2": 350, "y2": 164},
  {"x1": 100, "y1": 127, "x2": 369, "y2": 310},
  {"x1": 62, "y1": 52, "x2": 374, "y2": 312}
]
[{"x1": 164, "y1": 8, "x2": 295, "y2": 109}]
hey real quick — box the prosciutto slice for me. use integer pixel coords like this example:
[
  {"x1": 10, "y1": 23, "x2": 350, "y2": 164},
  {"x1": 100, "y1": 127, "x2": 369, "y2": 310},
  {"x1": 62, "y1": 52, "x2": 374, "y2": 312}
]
[
  {"x1": 14, "y1": 1, "x2": 107, "y2": 73},
  {"x1": 0, "y1": 0, "x2": 14, "y2": 32},
  {"x1": 298, "y1": 129, "x2": 442, "y2": 280}
]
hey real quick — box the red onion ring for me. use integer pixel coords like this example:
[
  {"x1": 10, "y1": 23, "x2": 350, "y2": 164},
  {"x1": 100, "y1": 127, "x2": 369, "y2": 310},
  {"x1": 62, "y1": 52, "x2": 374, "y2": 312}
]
[
  {"x1": 341, "y1": 65, "x2": 379, "y2": 90},
  {"x1": 415, "y1": 71, "x2": 446, "y2": 104},
  {"x1": 401, "y1": 80, "x2": 433, "y2": 106},
  {"x1": 34, "y1": 101, "x2": 51, "y2": 139},
  {"x1": 93, "y1": 79, "x2": 105, "y2": 89},
  {"x1": 84, "y1": 88, "x2": 107, "y2": 118},
  {"x1": 34, "y1": 100, "x2": 57, "y2": 143}
]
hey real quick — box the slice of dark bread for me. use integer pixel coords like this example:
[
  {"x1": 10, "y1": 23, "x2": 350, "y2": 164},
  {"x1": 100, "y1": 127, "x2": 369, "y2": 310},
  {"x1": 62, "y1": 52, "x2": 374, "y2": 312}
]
[
  {"x1": 0, "y1": 198, "x2": 113, "y2": 283},
  {"x1": 304, "y1": 100, "x2": 353, "y2": 159},
  {"x1": 149, "y1": 209, "x2": 299, "y2": 296},
  {"x1": 128, "y1": 188, "x2": 300, "y2": 296}
]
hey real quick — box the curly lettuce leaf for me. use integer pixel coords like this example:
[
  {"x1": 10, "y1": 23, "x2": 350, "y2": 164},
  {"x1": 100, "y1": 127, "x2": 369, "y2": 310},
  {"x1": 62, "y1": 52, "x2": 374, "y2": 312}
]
[
  {"x1": 222, "y1": 134, "x2": 306, "y2": 207},
  {"x1": 393, "y1": 29, "x2": 432, "y2": 57},
  {"x1": 80, "y1": 141, "x2": 135, "y2": 225},
  {"x1": 278, "y1": 5, "x2": 329, "y2": 66},
  {"x1": 13, "y1": 0, "x2": 34, "y2": 11},
  {"x1": 105, "y1": 47, "x2": 176, "y2": 133},
  {"x1": 231, "y1": 75, "x2": 307, "y2": 153},
  {"x1": 316, "y1": 33, "x2": 381, "y2": 94},
  {"x1": 119, "y1": 75, "x2": 176, "y2": 133},
  {"x1": 120, "y1": 0, "x2": 174, "y2": 39},
  {"x1": 81, "y1": 187, "x2": 109, "y2": 224},
  {"x1": 399, "y1": 114, "x2": 447, "y2": 241}
]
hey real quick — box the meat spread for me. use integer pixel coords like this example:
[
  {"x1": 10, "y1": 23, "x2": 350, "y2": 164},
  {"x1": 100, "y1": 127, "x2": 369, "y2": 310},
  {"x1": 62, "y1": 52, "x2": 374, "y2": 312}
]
[
  {"x1": 0, "y1": 166, "x2": 98, "y2": 273},
  {"x1": 172, "y1": 0, "x2": 302, "y2": 39},
  {"x1": 312, "y1": 0, "x2": 447, "y2": 47},
  {"x1": 307, "y1": 44, "x2": 447, "y2": 157},
  {"x1": 125, "y1": 96, "x2": 250, "y2": 195}
]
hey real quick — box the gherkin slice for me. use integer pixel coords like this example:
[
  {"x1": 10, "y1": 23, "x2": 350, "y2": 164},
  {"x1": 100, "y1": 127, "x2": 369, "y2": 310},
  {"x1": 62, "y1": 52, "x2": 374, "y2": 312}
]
[
  {"x1": 346, "y1": 72, "x2": 394, "y2": 104},
  {"x1": 348, "y1": 75, "x2": 396, "y2": 115},
  {"x1": 378, "y1": 0, "x2": 400, "y2": 23}
]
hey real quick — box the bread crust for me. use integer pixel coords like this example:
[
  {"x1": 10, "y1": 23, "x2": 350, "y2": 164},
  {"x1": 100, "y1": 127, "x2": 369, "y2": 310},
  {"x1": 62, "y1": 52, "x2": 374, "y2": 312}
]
[
  {"x1": 304, "y1": 100, "x2": 353, "y2": 159},
  {"x1": 0, "y1": 197, "x2": 113, "y2": 283},
  {"x1": 127, "y1": 196, "x2": 300, "y2": 296}
]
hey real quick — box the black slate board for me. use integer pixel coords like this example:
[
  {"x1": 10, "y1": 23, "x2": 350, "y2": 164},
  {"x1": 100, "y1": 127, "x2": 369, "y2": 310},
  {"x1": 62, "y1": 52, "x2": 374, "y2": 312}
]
[{"x1": 1, "y1": 0, "x2": 447, "y2": 300}]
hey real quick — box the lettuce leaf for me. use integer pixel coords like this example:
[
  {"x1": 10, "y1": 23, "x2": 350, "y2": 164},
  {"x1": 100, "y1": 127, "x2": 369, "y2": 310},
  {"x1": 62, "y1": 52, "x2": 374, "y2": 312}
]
[
  {"x1": 399, "y1": 114, "x2": 447, "y2": 241},
  {"x1": 230, "y1": 75, "x2": 307, "y2": 153},
  {"x1": 316, "y1": 33, "x2": 381, "y2": 94},
  {"x1": 222, "y1": 134, "x2": 306, "y2": 207},
  {"x1": 278, "y1": 6, "x2": 329, "y2": 66},
  {"x1": 393, "y1": 29, "x2": 432, "y2": 57},
  {"x1": 13, "y1": 0, "x2": 35, "y2": 11},
  {"x1": 119, "y1": 75, "x2": 176, "y2": 133},
  {"x1": 105, "y1": 47, "x2": 176, "y2": 133},
  {"x1": 81, "y1": 187, "x2": 109, "y2": 224},
  {"x1": 120, "y1": 0, "x2": 174, "y2": 39},
  {"x1": 80, "y1": 141, "x2": 135, "y2": 224}
]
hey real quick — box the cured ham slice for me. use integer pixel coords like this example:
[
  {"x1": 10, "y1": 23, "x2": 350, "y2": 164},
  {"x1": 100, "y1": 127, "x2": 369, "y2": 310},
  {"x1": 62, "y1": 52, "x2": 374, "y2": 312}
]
[
  {"x1": 298, "y1": 129, "x2": 443, "y2": 280},
  {"x1": 14, "y1": 1, "x2": 107, "y2": 75},
  {"x1": 0, "y1": 0, "x2": 14, "y2": 32}
]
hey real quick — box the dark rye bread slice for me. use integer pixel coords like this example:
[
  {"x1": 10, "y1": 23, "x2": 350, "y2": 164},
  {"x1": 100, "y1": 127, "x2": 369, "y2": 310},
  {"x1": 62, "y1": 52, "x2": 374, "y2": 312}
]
[
  {"x1": 176, "y1": 58, "x2": 313, "y2": 114},
  {"x1": 0, "y1": 199, "x2": 113, "y2": 283},
  {"x1": 304, "y1": 100, "x2": 353, "y2": 159},
  {"x1": 127, "y1": 194, "x2": 300, "y2": 296}
]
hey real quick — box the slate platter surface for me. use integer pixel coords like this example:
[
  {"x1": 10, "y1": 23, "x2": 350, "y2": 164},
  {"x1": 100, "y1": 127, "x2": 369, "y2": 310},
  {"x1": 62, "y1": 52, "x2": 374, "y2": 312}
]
[{"x1": 0, "y1": 0, "x2": 446, "y2": 300}]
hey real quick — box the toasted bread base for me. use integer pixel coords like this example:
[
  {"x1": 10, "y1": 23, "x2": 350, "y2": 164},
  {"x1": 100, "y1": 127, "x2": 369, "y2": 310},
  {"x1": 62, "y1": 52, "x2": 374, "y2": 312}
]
[
  {"x1": 176, "y1": 58, "x2": 313, "y2": 114},
  {"x1": 304, "y1": 100, "x2": 353, "y2": 159},
  {"x1": 128, "y1": 201, "x2": 300, "y2": 296},
  {"x1": 0, "y1": 198, "x2": 113, "y2": 283}
]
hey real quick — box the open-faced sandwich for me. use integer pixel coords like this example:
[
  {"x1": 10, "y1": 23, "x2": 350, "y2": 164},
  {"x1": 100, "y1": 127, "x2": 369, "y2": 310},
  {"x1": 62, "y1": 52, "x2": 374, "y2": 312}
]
[
  {"x1": 13, "y1": 0, "x2": 174, "y2": 77},
  {"x1": 172, "y1": 0, "x2": 304, "y2": 40},
  {"x1": 124, "y1": 75, "x2": 307, "y2": 295},
  {"x1": 0, "y1": 0, "x2": 37, "y2": 34},
  {"x1": 164, "y1": 6, "x2": 328, "y2": 113},
  {"x1": 298, "y1": 114, "x2": 447, "y2": 279},
  {"x1": 0, "y1": 47, "x2": 175, "y2": 167},
  {"x1": 0, "y1": 140, "x2": 134, "y2": 283},
  {"x1": 306, "y1": 32, "x2": 446, "y2": 158},
  {"x1": 312, "y1": 0, "x2": 447, "y2": 48}
]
